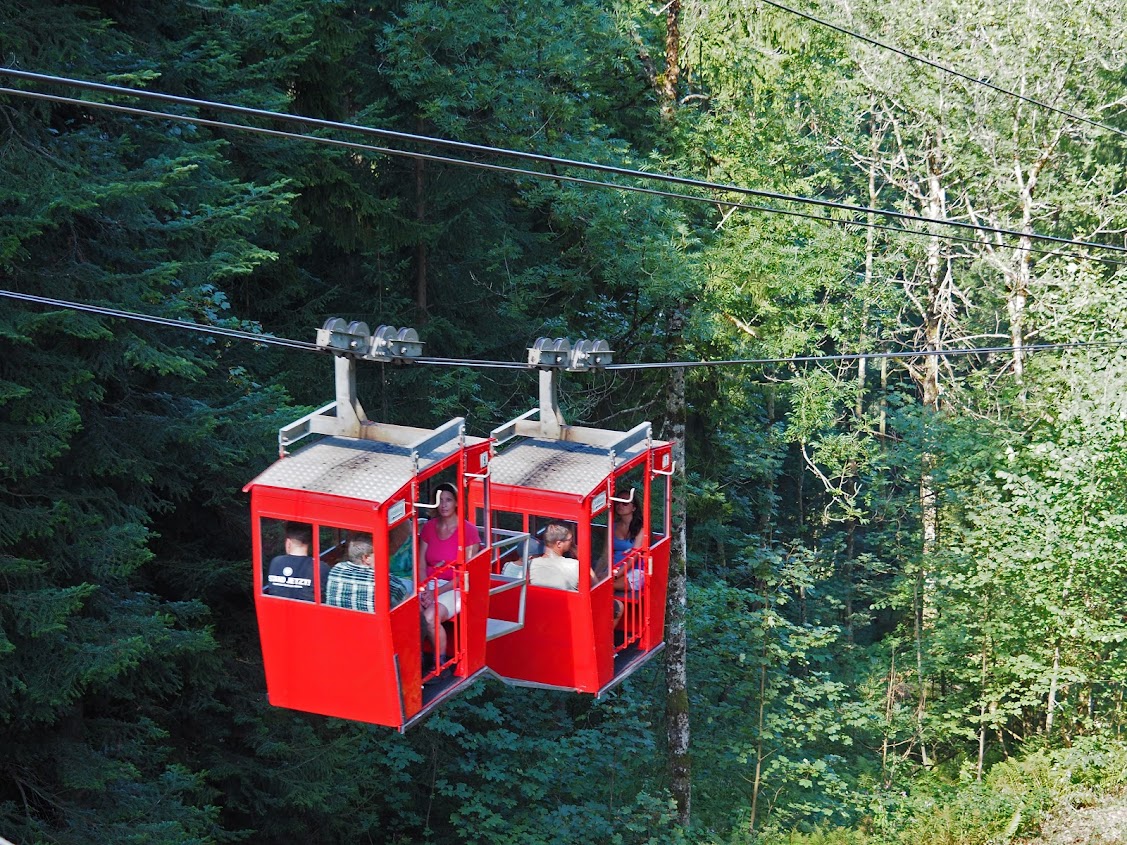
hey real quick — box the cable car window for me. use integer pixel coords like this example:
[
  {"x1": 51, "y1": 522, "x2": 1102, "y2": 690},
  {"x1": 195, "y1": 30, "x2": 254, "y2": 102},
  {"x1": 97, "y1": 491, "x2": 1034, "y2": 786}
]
[
  {"x1": 317, "y1": 525, "x2": 354, "y2": 607},
  {"x1": 490, "y1": 510, "x2": 526, "y2": 576},
  {"x1": 529, "y1": 515, "x2": 551, "y2": 557},
  {"x1": 489, "y1": 509, "x2": 525, "y2": 534},
  {"x1": 419, "y1": 469, "x2": 466, "y2": 522},
  {"x1": 418, "y1": 469, "x2": 482, "y2": 580},
  {"x1": 650, "y1": 472, "x2": 669, "y2": 539},
  {"x1": 388, "y1": 516, "x2": 416, "y2": 609},
  {"x1": 526, "y1": 519, "x2": 581, "y2": 590},
  {"x1": 261, "y1": 518, "x2": 315, "y2": 601},
  {"x1": 590, "y1": 511, "x2": 612, "y2": 585},
  {"x1": 323, "y1": 531, "x2": 384, "y2": 612}
]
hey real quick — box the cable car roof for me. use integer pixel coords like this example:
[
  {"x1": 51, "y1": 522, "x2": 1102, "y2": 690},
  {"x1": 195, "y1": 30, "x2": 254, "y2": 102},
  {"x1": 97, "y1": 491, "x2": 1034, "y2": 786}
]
[
  {"x1": 489, "y1": 437, "x2": 661, "y2": 497},
  {"x1": 246, "y1": 435, "x2": 471, "y2": 502}
]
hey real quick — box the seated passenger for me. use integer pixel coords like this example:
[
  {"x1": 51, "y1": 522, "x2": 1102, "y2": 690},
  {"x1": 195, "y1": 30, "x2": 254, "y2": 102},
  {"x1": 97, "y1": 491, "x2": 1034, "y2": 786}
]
[
  {"x1": 265, "y1": 521, "x2": 315, "y2": 601},
  {"x1": 529, "y1": 521, "x2": 591, "y2": 591},
  {"x1": 611, "y1": 490, "x2": 646, "y2": 592},
  {"x1": 325, "y1": 535, "x2": 408, "y2": 612},
  {"x1": 498, "y1": 522, "x2": 548, "y2": 578},
  {"x1": 419, "y1": 483, "x2": 481, "y2": 665}
]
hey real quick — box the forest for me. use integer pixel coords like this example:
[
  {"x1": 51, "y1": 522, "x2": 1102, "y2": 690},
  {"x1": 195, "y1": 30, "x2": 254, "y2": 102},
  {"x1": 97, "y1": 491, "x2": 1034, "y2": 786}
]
[{"x1": 2, "y1": 0, "x2": 1127, "y2": 843}]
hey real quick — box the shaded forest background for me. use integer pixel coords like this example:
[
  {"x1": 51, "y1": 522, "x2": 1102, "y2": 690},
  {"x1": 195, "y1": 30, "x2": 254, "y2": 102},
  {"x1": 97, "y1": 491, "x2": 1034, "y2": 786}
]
[{"x1": 2, "y1": 0, "x2": 1127, "y2": 842}]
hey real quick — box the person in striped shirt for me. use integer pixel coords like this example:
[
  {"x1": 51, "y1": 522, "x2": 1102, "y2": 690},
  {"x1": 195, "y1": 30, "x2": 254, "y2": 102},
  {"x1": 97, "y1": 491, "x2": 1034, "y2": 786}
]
[{"x1": 325, "y1": 534, "x2": 408, "y2": 612}]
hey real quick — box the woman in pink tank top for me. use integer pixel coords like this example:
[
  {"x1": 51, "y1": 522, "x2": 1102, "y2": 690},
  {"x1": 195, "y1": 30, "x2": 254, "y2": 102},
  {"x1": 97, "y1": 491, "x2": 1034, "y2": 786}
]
[{"x1": 418, "y1": 483, "x2": 481, "y2": 675}]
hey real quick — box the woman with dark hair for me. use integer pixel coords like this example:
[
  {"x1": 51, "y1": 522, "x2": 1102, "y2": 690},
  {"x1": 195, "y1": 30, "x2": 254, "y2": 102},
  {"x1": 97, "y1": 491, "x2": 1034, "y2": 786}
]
[
  {"x1": 611, "y1": 489, "x2": 645, "y2": 592},
  {"x1": 418, "y1": 482, "x2": 481, "y2": 670}
]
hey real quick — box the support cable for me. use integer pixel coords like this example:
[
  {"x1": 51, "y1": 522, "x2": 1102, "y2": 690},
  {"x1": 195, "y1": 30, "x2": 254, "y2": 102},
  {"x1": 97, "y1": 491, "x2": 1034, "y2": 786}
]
[
  {"x1": 11, "y1": 85, "x2": 1122, "y2": 266},
  {"x1": 602, "y1": 338, "x2": 1127, "y2": 369},
  {"x1": 757, "y1": 0, "x2": 1127, "y2": 141},
  {"x1": 2, "y1": 69, "x2": 1126, "y2": 258},
  {"x1": 0, "y1": 290, "x2": 319, "y2": 352},
  {"x1": 4, "y1": 288, "x2": 1125, "y2": 371}
]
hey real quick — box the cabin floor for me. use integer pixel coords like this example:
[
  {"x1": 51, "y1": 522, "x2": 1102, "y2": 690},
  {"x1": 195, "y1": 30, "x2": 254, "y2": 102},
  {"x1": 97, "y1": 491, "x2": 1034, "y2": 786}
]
[
  {"x1": 612, "y1": 643, "x2": 644, "y2": 678},
  {"x1": 421, "y1": 663, "x2": 460, "y2": 706}
]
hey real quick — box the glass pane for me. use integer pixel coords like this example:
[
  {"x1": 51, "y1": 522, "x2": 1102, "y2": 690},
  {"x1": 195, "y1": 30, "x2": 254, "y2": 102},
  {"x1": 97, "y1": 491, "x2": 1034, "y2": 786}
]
[
  {"x1": 527, "y1": 518, "x2": 582, "y2": 590},
  {"x1": 590, "y1": 511, "x2": 611, "y2": 585},
  {"x1": 490, "y1": 510, "x2": 527, "y2": 577},
  {"x1": 613, "y1": 469, "x2": 646, "y2": 551},
  {"x1": 323, "y1": 530, "x2": 375, "y2": 612},
  {"x1": 317, "y1": 524, "x2": 349, "y2": 606},
  {"x1": 261, "y1": 518, "x2": 315, "y2": 601},
  {"x1": 388, "y1": 517, "x2": 415, "y2": 609},
  {"x1": 491, "y1": 509, "x2": 525, "y2": 533},
  {"x1": 650, "y1": 470, "x2": 669, "y2": 539}
]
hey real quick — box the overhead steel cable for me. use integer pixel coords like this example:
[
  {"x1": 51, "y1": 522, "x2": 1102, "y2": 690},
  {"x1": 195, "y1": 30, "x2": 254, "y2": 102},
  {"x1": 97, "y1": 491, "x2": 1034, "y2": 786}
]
[
  {"x1": 415, "y1": 357, "x2": 529, "y2": 370},
  {"x1": 758, "y1": 0, "x2": 1127, "y2": 140},
  {"x1": 8, "y1": 84, "x2": 1123, "y2": 268},
  {"x1": 0, "y1": 290, "x2": 320, "y2": 352},
  {"x1": 3, "y1": 69, "x2": 1127, "y2": 258},
  {"x1": 5, "y1": 288, "x2": 1125, "y2": 371},
  {"x1": 603, "y1": 338, "x2": 1127, "y2": 369}
]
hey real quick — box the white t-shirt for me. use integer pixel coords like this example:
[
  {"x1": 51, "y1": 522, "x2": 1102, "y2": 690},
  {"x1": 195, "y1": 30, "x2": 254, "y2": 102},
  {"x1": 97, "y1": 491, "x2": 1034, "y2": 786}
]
[{"x1": 528, "y1": 554, "x2": 580, "y2": 591}]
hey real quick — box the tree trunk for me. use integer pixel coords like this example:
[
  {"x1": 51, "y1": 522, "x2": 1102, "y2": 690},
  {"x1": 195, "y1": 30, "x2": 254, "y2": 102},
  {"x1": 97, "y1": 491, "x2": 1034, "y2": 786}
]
[
  {"x1": 748, "y1": 658, "x2": 768, "y2": 836},
  {"x1": 879, "y1": 357, "x2": 887, "y2": 439},
  {"x1": 1046, "y1": 559, "x2": 1075, "y2": 737},
  {"x1": 882, "y1": 649, "x2": 896, "y2": 785},
  {"x1": 844, "y1": 527, "x2": 855, "y2": 646},
  {"x1": 664, "y1": 335, "x2": 691, "y2": 827},
  {"x1": 1046, "y1": 643, "x2": 1062, "y2": 736},
  {"x1": 976, "y1": 628, "x2": 990, "y2": 780},
  {"x1": 1007, "y1": 229, "x2": 1029, "y2": 388},
  {"x1": 762, "y1": 386, "x2": 775, "y2": 540},
  {"x1": 797, "y1": 443, "x2": 805, "y2": 530},
  {"x1": 1007, "y1": 141, "x2": 1057, "y2": 389},
  {"x1": 913, "y1": 567, "x2": 930, "y2": 768},
  {"x1": 913, "y1": 134, "x2": 947, "y2": 769},
  {"x1": 660, "y1": 0, "x2": 681, "y2": 120},
  {"x1": 845, "y1": 127, "x2": 879, "y2": 645},
  {"x1": 659, "y1": 4, "x2": 690, "y2": 827}
]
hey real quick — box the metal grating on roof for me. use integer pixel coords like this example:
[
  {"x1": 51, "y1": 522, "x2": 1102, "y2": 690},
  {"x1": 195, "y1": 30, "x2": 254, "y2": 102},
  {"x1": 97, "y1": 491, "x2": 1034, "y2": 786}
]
[
  {"x1": 489, "y1": 438, "x2": 651, "y2": 496},
  {"x1": 247, "y1": 436, "x2": 459, "y2": 502}
]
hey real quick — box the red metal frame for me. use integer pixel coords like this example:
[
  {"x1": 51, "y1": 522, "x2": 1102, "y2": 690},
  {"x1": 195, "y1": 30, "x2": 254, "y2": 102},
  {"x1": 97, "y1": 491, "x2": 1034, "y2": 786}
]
[
  {"x1": 247, "y1": 439, "x2": 493, "y2": 730},
  {"x1": 248, "y1": 381, "x2": 675, "y2": 724},
  {"x1": 470, "y1": 441, "x2": 673, "y2": 695}
]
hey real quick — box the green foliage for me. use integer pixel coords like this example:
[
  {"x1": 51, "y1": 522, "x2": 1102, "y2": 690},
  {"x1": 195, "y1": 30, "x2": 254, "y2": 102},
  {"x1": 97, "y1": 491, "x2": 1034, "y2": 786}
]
[
  {"x1": 0, "y1": 2, "x2": 296, "y2": 842},
  {"x1": 413, "y1": 683, "x2": 686, "y2": 845},
  {"x1": 3, "y1": 0, "x2": 1127, "y2": 842},
  {"x1": 687, "y1": 565, "x2": 881, "y2": 834}
]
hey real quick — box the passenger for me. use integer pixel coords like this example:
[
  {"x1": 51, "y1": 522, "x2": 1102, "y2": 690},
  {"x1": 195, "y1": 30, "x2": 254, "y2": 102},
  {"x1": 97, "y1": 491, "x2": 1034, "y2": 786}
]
[
  {"x1": 528, "y1": 521, "x2": 590, "y2": 590},
  {"x1": 325, "y1": 534, "x2": 408, "y2": 612},
  {"x1": 611, "y1": 489, "x2": 646, "y2": 593},
  {"x1": 500, "y1": 556, "x2": 524, "y2": 578},
  {"x1": 529, "y1": 520, "x2": 623, "y2": 624},
  {"x1": 418, "y1": 483, "x2": 481, "y2": 667},
  {"x1": 265, "y1": 521, "x2": 315, "y2": 601}
]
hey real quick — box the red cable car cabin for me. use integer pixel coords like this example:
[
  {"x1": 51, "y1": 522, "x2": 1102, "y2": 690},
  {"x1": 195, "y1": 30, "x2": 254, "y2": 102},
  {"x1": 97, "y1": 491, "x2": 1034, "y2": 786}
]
[
  {"x1": 245, "y1": 334, "x2": 496, "y2": 730},
  {"x1": 469, "y1": 370, "x2": 674, "y2": 695}
]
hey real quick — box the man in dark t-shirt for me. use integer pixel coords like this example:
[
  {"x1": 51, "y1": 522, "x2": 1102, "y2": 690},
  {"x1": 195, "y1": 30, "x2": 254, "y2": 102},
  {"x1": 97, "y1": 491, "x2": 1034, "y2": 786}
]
[{"x1": 265, "y1": 522, "x2": 315, "y2": 601}]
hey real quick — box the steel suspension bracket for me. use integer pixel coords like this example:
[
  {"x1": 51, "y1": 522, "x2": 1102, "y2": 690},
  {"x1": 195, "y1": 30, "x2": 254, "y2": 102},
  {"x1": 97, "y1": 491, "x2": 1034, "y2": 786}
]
[
  {"x1": 525, "y1": 336, "x2": 613, "y2": 440},
  {"x1": 317, "y1": 318, "x2": 424, "y2": 362},
  {"x1": 278, "y1": 317, "x2": 425, "y2": 452}
]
